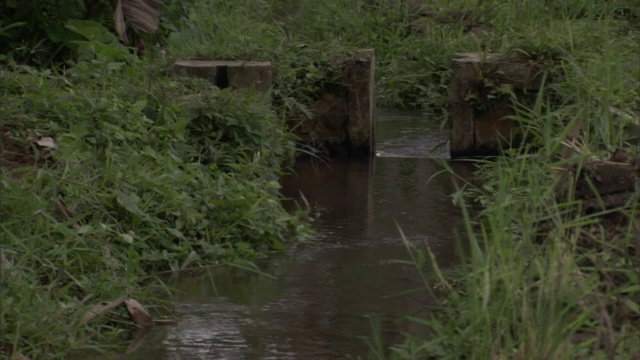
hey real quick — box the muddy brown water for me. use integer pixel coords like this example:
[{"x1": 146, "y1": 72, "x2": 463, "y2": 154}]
[{"x1": 125, "y1": 109, "x2": 471, "y2": 359}]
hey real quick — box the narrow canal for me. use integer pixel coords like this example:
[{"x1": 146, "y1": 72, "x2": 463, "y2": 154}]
[{"x1": 126, "y1": 110, "x2": 470, "y2": 359}]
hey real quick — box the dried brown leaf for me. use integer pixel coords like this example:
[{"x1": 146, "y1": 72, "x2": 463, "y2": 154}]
[
  {"x1": 35, "y1": 137, "x2": 55, "y2": 149},
  {"x1": 29, "y1": 133, "x2": 56, "y2": 149},
  {"x1": 124, "y1": 298, "x2": 153, "y2": 327},
  {"x1": 113, "y1": 0, "x2": 128, "y2": 43},
  {"x1": 112, "y1": 0, "x2": 163, "y2": 43},
  {"x1": 80, "y1": 298, "x2": 125, "y2": 325}
]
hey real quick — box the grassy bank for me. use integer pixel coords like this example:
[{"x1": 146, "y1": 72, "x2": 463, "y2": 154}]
[
  {"x1": 0, "y1": 63, "x2": 310, "y2": 357},
  {"x1": 379, "y1": 1, "x2": 639, "y2": 359},
  {"x1": 0, "y1": 3, "x2": 311, "y2": 356}
]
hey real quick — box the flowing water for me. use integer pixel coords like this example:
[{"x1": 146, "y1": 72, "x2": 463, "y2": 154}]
[{"x1": 125, "y1": 109, "x2": 471, "y2": 359}]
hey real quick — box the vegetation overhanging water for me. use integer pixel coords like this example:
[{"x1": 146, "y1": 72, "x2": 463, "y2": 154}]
[{"x1": 124, "y1": 113, "x2": 469, "y2": 358}]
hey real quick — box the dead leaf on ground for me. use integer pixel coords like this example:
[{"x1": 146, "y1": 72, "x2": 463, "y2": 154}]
[
  {"x1": 80, "y1": 297, "x2": 125, "y2": 325},
  {"x1": 0, "y1": 253, "x2": 11, "y2": 270},
  {"x1": 54, "y1": 198, "x2": 83, "y2": 229},
  {"x1": 29, "y1": 133, "x2": 56, "y2": 150},
  {"x1": 35, "y1": 137, "x2": 55, "y2": 149},
  {"x1": 124, "y1": 299, "x2": 153, "y2": 328}
]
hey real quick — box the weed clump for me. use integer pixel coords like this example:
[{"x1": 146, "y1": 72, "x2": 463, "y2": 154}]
[{"x1": 0, "y1": 57, "x2": 306, "y2": 357}]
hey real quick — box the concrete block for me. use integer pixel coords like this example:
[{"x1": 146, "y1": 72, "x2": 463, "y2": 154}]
[
  {"x1": 173, "y1": 60, "x2": 272, "y2": 92},
  {"x1": 291, "y1": 49, "x2": 375, "y2": 155},
  {"x1": 449, "y1": 52, "x2": 549, "y2": 157},
  {"x1": 343, "y1": 49, "x2": 376, "y2": 153}
]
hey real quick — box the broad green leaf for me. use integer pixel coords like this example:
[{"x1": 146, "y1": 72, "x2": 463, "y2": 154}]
[
  {"x1": 117, "y1": 191, "x2": 143, "y2": 216},
  {"x1": 65, "y1": 19, "x2": 117, "y2": 43},
  {"x1": 117, "y1": 233, "x2": 134, "y2": 244}
]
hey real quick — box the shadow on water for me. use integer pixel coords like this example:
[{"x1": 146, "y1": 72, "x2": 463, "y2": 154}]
[{"x1": 124, "y1": 110, "x2": 474, "y2": 359}]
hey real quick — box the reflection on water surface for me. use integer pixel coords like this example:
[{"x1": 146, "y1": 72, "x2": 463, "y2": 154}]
[{"x1": 126, "y1": 110, "x2": 470, "y2": 359}]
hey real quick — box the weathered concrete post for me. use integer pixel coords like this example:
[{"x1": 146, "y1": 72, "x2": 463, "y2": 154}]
[
  {"x1": 344, "y1": 49, "x2": 376, "y2": 154},
  {"x1": 449, "y1": 53, "x2": 548, "y2": 157},
  {"x1": 291, "y1": 49, "x2": 376, "y2": 155},
  {"x1": 172, "y1": 60, "x2": 272, "y2": 92}
]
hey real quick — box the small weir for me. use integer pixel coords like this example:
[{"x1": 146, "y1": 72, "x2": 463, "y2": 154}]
[
  {"x1": 127, "y1": 110, "x2": 471, "y2": 359},
  {"x1": 375, "y1": 109, "x2": 450, "y2": 158}
]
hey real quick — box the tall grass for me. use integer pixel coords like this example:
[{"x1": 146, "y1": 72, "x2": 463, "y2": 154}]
[
  {"x1": 393, "y1": 139, "x2": 639, "y2": 359},
  {"x1": 385, "y1": 1, "x2": 639, "y2": 357}
]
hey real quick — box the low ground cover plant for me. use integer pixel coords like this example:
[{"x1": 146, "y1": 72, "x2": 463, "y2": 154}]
[{"x1": 0, "y1": 22, "x2": 306, "y2": 357}]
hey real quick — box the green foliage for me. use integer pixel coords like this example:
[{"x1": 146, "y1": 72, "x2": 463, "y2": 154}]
[
  {"x1": 163, "y1": 0, "x2": 353, "y2": 120},
  {"x1": 0, "y1": 60, "x2": 305, "y2": 357},
  {"x1": 380, "y1": 1, "x2": 640, "y2": 357},
  {"x1": 0, "y1": 0, "x2": 116, "y2": 64},
  {"x1": 53, "y1": 19, "x2": 135, "y2": 62},
  {"x1": 392, "y1": 146, "x2": 639, "y2": 359},
  {"x1": 161, "y1": 0, "x2": 458, "y2": 123},
  {"x1": 279, "y1": 0, "x2": 461, "y2": 112}
]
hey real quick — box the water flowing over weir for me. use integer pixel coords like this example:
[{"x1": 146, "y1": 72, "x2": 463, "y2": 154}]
[{"x1": 126, "y1": 110, "x2": 471, "y2": 359}]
